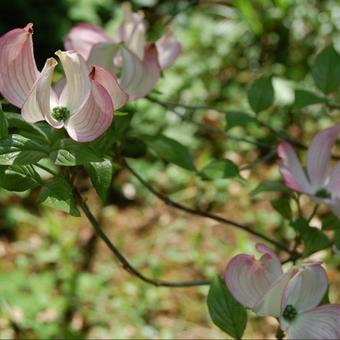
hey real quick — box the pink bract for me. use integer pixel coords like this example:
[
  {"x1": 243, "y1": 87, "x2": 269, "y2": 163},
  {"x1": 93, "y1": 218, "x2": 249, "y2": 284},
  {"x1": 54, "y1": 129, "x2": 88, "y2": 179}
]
[{"x1": 0, "y1": 24, "x2": 128, "y2": 142}]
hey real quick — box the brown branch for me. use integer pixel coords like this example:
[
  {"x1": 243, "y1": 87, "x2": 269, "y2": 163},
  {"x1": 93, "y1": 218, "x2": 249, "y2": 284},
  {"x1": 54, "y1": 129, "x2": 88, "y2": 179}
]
[
  {"x1": 148, "y1": 97, "x2": 340, "y2": 160},
  {"x1": 75, "y1": 190, "x2": 210, "y2": 287},
  {"x1": 123, "y1": 159, "x2": 294, "y2": 255},
  {"x1": 147, "y1": 96, "x2": 270, "y2": 149}
]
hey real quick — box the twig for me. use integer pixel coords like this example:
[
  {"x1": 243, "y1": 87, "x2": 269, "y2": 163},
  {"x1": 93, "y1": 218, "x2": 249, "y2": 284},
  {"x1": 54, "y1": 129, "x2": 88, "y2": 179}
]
[
  {"x1": 148, "y1": 97, "x2": 340, "y2": 160},
  {"x1": 148, "y1": 96, "x2": 269, "y2": 148},
  {"x1": 123, "y1": 159, "x2": 293, "y2": 255},
  {"x1": 75, "y1": 190, "x2": 210, "y2": 287},
  {"x1": 148, "y1": 96, "x2": 306, "y2": 150}
]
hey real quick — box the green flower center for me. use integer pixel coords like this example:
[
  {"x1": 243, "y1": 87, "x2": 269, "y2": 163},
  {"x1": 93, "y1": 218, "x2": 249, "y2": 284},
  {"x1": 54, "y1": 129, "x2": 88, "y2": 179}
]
[
  {"x1": 51, "y1": 106, "x2": 70, "y2": 122},
  {"x1": 314, "y1": 188, "x2": 331, "y2": 199},
  {"x1": 283, "y1": 304, "x2": 298, "y2": 321}
]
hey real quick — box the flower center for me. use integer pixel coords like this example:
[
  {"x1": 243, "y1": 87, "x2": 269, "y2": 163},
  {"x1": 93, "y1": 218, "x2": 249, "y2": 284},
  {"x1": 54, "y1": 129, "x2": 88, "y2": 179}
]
[
  {"x1": 51, "y1": 106, "x2": 70, "y2": 122},
  {"x1": 314, "y1": 188, "x2": 331, "y2": 199},
  {"x1": 283, "y1": 304, "x2": 298, "y2": 321}
]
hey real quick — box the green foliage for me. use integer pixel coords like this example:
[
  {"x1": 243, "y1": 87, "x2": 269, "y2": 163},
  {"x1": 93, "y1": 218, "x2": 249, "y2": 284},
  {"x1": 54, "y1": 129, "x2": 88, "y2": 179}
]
[
  {"x1": 294, "y1": 90, "x2": 326, "y2": 109},
  {"x1": 291, "y1": 218, "x2": 329, "y2": 256},
  {"x1": 224, "y1": 111, "x2": 256, "y2": 130},
  {"x1": 311, "y1": 45, "x2": 340, "y2": 94},
  {"x1": 207, "y1": 276, "x2": 247, "y2": 339},
  {"x1": 0, "y1": 134, "x2": 48, "y2": 165},
  {"x1": 38, "y1": 177, "x2": 80, "y2": 217},
  {"x1": 334, "y1": 229, "x2": 340, "y2": 250},
  {"x1": 0, "y1": 109, "x2": 8, "y2": 139},
  {"x1": 85, "y1": 159, "x2": 114, "y2": 201},
  {"x1": 147, "y1": 135, "x2": 195, "y2": 171},
  {"x1": 271, "y1": 198, "x2": 292, "y2": 220},
  {"x1": 247, "y1": 77, "x2": 274, "y2": 113},
  {"x1": 321, "y1": 213, "x2": 340, "y2": 230},
  {"x1": 50, "y1": 139, "x2": 103, "y2": 166},
  {"x1": 0, "y1": 165, "x2": 41, "y2": 192},
  {"x1": 200, "y1": 159, "x2": 240, "y2": 180},
  {"x1": 251, "y1": 181, "x2": 292, "y2": 196}
]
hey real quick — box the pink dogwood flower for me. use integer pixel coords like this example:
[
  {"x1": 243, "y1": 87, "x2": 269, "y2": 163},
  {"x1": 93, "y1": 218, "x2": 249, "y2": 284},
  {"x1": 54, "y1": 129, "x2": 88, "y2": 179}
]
[
  {"x1": 225, "y1": 244, "x2": 340, "y2": 339},
  {"x1": 278, "y1": 125, "x2": 340, "y2": 218},
  {"x1": 64, "y1": 3, "x2": 181, "y2": 100},
  {"x1": 0, "y1": 23, "x2": 127, "y2": 142}
]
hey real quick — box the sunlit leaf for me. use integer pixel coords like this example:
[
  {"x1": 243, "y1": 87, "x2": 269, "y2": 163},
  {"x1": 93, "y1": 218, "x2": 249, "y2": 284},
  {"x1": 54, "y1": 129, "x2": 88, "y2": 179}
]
[{"x1": 207, "y1": 276, "x2": 247, "y2": 339}]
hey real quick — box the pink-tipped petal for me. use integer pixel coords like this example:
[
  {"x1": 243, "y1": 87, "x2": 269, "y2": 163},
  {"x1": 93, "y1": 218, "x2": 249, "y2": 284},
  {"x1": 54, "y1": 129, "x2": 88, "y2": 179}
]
[
  {"x1": 88, "y1": 42, "x2": 119, "y2": 71},
  {"x1": 328, "y1": 162, "x2": 340, "y2": 197},
  {"x1": 281, "y1": 264, "x2": 328, "y2": 317},
  {"x1": 123, "y1": 44, "x2": 161, "y2": 100},
  {"x1": 119, "y1": 46, "x2": 143, "y2": 94},
  {"x1": 156, "y1": 31, "x2": 181, "y2": 70},
  {"x1": 278, "y1": 142, "x2": 312, "y2": 193},
  {"x1": 0, "y1": 23, "x2": 39, "y2": 108},
  {"x1": 65, "y1": 80, "x2": 113, "y2": 142},
  {"x1": 225, "y1": 244, "x2": 283, "y2": 309},
  {"x1": 307, "y1": 125, "x2": 340, "y2": 188},
  {"x1": 64, "y1": 23, "x2": 111, "y2": 60},
  {"x1": 90, "y1": 65, "x2": 128, "y2": 110},
  {"x1": 286, "y1": 305, "x2": 340, "y2": 339},
  {"x1": 56, "y1": 50, "x2": 91, "y2": 113},
  {"x1": 116, "y1": 2, "x2": 146, "y2": 60},
  {"x1": 21, "y1": 57, "x2": 59, "y2": 126},
  {"x1": 253, "y1": 266, "x2": 298, "y2": 317}
]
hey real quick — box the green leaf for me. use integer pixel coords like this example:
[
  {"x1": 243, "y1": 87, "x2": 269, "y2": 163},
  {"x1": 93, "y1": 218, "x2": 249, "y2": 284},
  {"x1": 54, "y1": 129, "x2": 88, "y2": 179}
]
[
  {"x1": 0, "y1": 110, "x2": 8, "y2": 139},
  {"x1": 334, "y1": 229, "x2": 340, "y2": 249},
  {"x1": 320, "y1": 287, "x2": 330, "y2": 305},
  {"x1": 113, "y1": 113, "x2": 132, "y2": 140},
  {"x1": 207, "y1": 276, "x2": 247, "y2": 339},
  {"x1": 4, "y1": 111, "x2": 51, "y2": 141},
  {"x1": 321, "y1": 212, "x2": 340, "y2": 230},
  {"x1": 294, "y1": 89, "x2": 326, "y2": 109},
  {"x1": 38, "y1": 177, "x2": 80, "y2": 217},
  {"x1": 247, "y1": 76, "x2": 274, "y2": 113},
  {"x1": 0, "y1": 165, "x2": 41, "y2": 192},
  {"x1": 291, "y1": 218, "x2": 329, "y2": 256},
  {"x1": 311, "y1": 45, "x2": 340, "y2": 94},
  {"x1": 147, "y1": 135, "x2": 195, "y2": 171},
  {"x1": 224, "y1": 111, "x2": 256, "y2": 130},
  {"x1": 200, "y1": 159, "x2": 240, "y2": 180},
  {"x1": 121, "y1": 137, "x2": 147, "y2": 158},
  {"x1": 251, "y1": 181, "x2": 291, "y2": 196},
  {"x1": 85, "y1": 159, "x2": 114, "y2": 201},
  {"x1": 50, "y1": 139, "x2": 103, "y2": 166},
  {"x1": 0, "y1": 134, "x2": 48, "y2": 165},
  {"x1": 271, "y1": 198, "x2": 292, "y2": 220}
]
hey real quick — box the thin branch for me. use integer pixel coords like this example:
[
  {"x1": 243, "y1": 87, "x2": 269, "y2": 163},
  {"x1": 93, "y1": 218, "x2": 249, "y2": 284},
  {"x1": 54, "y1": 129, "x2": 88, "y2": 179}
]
[
  {"x1": 123, "y1": 159, "x2": 294, "y2": 255},
  {"x1": 147, "y1": 96, "x2": 270, "y2": 148},
  {"x1": 148, "y1": 97, "x2": 305, "y2": 148},
  {"x1": 75, "y1": 190, "x2": 210, "y2": 287},
  {"x1": 148, "y1": 97, "x2": 340, "y2": 160}
]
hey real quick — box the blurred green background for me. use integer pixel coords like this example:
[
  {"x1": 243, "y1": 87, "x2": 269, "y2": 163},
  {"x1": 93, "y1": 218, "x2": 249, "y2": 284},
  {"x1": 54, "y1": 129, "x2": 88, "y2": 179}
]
[{"x1": 1, "y1": 0, "x2": 340, "y2": 338}]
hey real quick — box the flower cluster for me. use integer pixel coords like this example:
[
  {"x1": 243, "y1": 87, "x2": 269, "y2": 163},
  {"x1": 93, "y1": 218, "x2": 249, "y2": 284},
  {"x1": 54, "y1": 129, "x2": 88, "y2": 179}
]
[
  {"x1": 225, "y1": 243, "x2": 340, "y2": 339},
  {"x1": 64, "y1": 2, "x2": 181, "y2": 100},
  {"x1": 278, "y1": 125, "x2": 340, "y2": 217},
  {"x1": 0, "y1": 3, "x2": 181, "y2": 142}
]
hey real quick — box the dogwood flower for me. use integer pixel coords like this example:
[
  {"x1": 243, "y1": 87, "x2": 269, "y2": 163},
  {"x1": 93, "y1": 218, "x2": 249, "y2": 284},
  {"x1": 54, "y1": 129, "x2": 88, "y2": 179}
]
[
  {"x1": 225, "y1": 244, "x2": 340, "y2": 339},
  {"x1": 64, "y1": 3, "x2": 181, "y2": 100},
  {"x1": 278, "y1": 125, "x2": 340, "y2": 218},
  {"x1": 0, "y1": 23, "x2": 127, "y2": 142}
]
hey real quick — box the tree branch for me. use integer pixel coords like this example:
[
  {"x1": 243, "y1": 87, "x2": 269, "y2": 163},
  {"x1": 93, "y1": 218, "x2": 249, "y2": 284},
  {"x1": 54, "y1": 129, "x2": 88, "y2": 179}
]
[
  {"x1": 123, "y1": 159, "x2": 294, "y2": 255},
  {"x1": 147, "y1": 96, "x2": 270, "y2": 149},
  {"x1": 75, "y1": 190, "x2": 210, "y2": 288}
]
